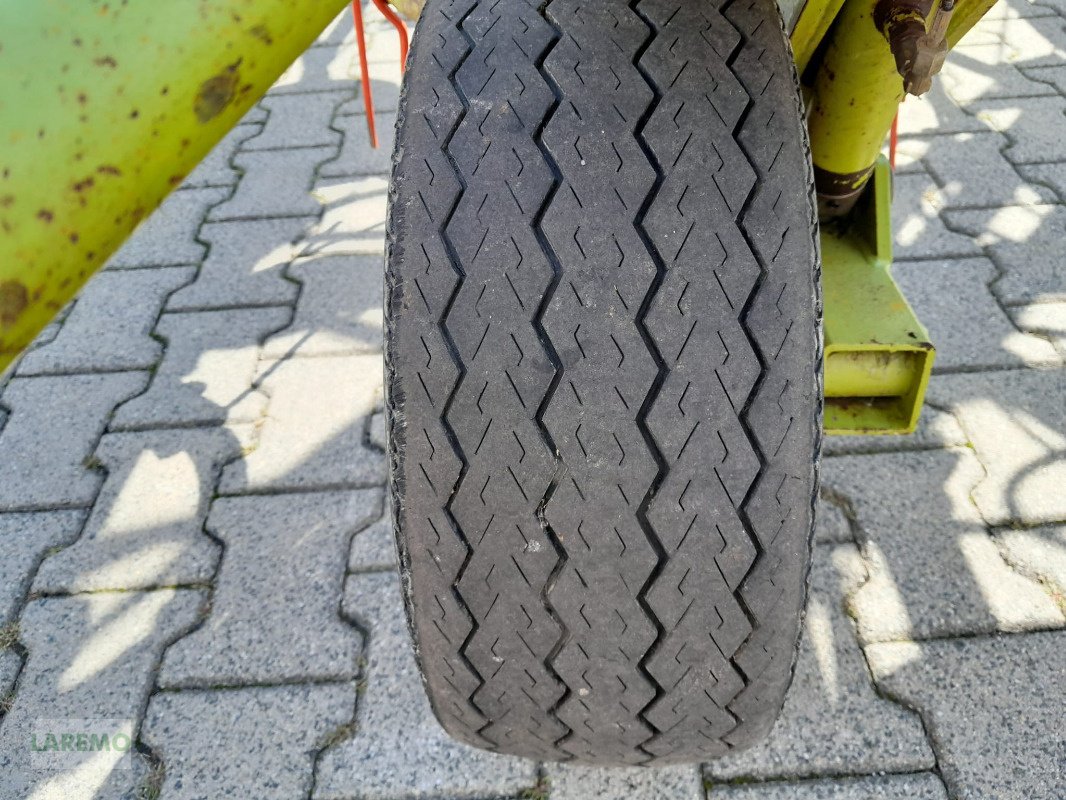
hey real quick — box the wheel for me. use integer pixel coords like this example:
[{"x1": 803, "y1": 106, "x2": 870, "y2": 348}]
[{"x1": 384, "y1": 0, "x2": 821, "y2": 766}]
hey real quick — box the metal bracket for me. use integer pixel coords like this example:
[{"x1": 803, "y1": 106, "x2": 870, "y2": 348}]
[{"x1": 822, "y1": 156, "x2": 935, "y2": 434}]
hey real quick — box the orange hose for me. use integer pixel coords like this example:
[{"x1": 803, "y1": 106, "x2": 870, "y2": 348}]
[
  {"x1": 351, "y1": 0, "x2": 378, "y2": 149},
  {"x1": 371, "y1": 0, "x2": 409, "y2": 72}
]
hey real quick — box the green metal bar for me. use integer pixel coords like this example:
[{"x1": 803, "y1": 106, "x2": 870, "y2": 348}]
[
  {"x1": 0, "y1": 0, "x2": 350, "y2": 372},
  {"x1": 822, "y1": 156, "x2": 934, "y2": 434}
]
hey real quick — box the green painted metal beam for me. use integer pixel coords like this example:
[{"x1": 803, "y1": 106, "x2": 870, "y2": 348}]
[
  {"x1": 0, "y1": 0, "x2": 350, "y2": 372},
  {"x1": 822, "y1": 156, "x2": 935, "y2": 434}
]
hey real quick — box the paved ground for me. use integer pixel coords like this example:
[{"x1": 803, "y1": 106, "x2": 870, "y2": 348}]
[{"x1": 2, "y1": 2, "x2": 1066, "y2": 798}]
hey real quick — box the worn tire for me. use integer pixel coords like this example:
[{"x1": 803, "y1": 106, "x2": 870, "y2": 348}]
[{"x1": 384, "y1": 0, "x2": 821, "y2": 766}]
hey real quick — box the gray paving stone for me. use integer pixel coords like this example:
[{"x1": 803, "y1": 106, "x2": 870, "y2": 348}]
[
  {"x1": 1017, "y1": 160, "x2": 1066, "y2": 204},
  {"x1": 706, "y1": 773, "x2": 949, "y2": 800},
  {"x1": 942, "y1": 46, "x2": 1058, "y2": 105},
  {"x1": 927, "y1": 369, "x2": 1066, "y2": 525},
  {"x1": 708, "y1": 545, "x2": 933, "y2": 781},
  {"x1": 1022, "y1": 63, "x2": 1066, "y2": 95},
  {"x1": 549, "y1": 764, "x2": 703, "y2": 800},
  {"x1": 892, "y1": 171, "x2": 983, "y2": 260},
  {"x1": 334, "y1": 61, "x2": 403, "y2": 114},
  {"x1": 0, "y1": 589, "x2": 202, "y2": 799},
  {"x1": 944, "y1": 204, "x2": 1066, "y2": 305},
  {"x1": 0, "y1": 511, "x2": 85, "y2": 626},
  {"x1": 143, "y1": 684, "x2": 352, "y2": 800},
  {"x1": 347, "y1": 511, "x2": 396, "y2": 571},
  {"x1": 219, "y1": 353, "x2": 385, "y2": 493},
  {"x1": 321, "y1": 112, "x2": 396, "y2": 177},
  {"x1": 0, "y1": 649, "x2": 19, "y2": 698},
  {"x1": 32, "y1": 427, "x2": 248, "y2": 594},
  {"x1": 973, "y1": 97, "x2": 1066, "y2": 164},
  {"x1": 867, "y1": 631, "x2": 1066, "y2": 800},
  {"x1": 823, "y1": 400, "x2": 968, "y2": 456},
  {"x1": 994, "y1": 525, "x2": 1066, "y2": 609},
  {"x1": 314, "y1": 571, "x2": 538, "y2": 799},
  {"x1": 167, "y1": 218, "x2": 309, "y2": 311},
  {"x1": 815, "y1": 498, "x2": 853, "y2": 544},
  {"x1": 16, "y1": 267, "x2": 194, "y2": 375},
  {"x1": 180, "y1": 123, "x2": 262, "y2": 189},
  {"x1": 105, "y1": 187, "x2": 229, "y2": 269},
  {"x1": 272, "y1": 44, "x2": 358, "y2": 94},
  {"x1": 1009, "y1": 301, "x2": 1066, "y2": 358},
  {"x1": 895, "y1": 83, "x2": 988, "y2": 138},
  {"x1": 910, "y1": 132, "x2": 1055, "y2": 208},
  {"x1": 297, "y1": 176, "x2": 388, "y2": 257},
  {"x1": 313, "y1": 8, "x2": 355, "y2": 47},
  {"x1": 368, "y1": 409, "x2": 386, "y2": 451},
  {"x1": 111, "y1": 308, "x2": 288, "y2": 430},
  {"x1": 263, "y1": 255, "x2": 383, "y2": 358},
  {"x1": 208, "y1": 147, "x2": 335, "y2": 221},
  {"x1": 987, "y1": 14, "x2": 1066, "y2": 67},
  {"x1": 0, "y1": 372, "x2": 146, "y2": 510},
  {"x1": 893, "y1": 258, "x2": 1060, "y2": 369},
  {"x1": 823, "y1": 450, "x2": 1063, "y2": 643},
  {"x1": 244, "y1": 92, "x2": 345, "y2": 151},
  {"x1": 982, "y1": 0, "x2": 1059, "y2": 19},
  {"x1": 159, "y1": 490, "x2": 377, "y2": 687}
]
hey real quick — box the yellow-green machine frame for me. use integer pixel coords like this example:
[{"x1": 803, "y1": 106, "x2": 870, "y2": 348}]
[{"x1": 0, "y1": 0, "x2": 1000, "y2": 433}]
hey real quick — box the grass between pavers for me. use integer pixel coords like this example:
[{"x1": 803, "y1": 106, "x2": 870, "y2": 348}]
[
  {"x1": 520, "y1": 776, "x2": 550, "y2": 800},
  {"x1": 0, "y1": 621, "x2": 19, "y2": 650}
]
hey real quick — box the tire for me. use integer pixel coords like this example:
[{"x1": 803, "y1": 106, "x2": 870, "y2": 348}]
[{"x1": 384, "y1": 0, "x2": 821, "y2": 766}]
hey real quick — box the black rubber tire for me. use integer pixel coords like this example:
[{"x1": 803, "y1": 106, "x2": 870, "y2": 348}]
[{"x1": 384, "y1": 0, "x2": 821, "y2": 766}]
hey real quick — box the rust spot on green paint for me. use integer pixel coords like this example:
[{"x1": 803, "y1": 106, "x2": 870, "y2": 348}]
[
  {"x1": 250, "y1": 24, "x2": 273, "y2": 45},
  {"x1": 94, "y1": 56, "x2": 118, "y2": 68},
  {"x1": 0, "y1": 281, "x2": 28, "y2": 328},
  {"x1": 0, "y1": 195, "x2": 13, "y2": 208},
  {"x1": 37, "y1": 209, "x2": 53, "y2": 223},
  {"x1": 72, "y1": 176, "x2": 95, "y2": 193},
  {"x1": 97, "y1": 165, "x2": 121, "y2": 176},
  {"x1": 194, "y1": 61, "x2": 241, "y2": 123}
]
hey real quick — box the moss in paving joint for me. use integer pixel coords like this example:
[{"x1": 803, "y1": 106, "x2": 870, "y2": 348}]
[
  {"x1": 318, "y1": 720, "x2": 358, "y2": 751},
  {"x1": 520, "y1": 775, "x2": 550, "y2": 800},
  {"x1": 0, "y1": 622, "x2": 19, "y2": 650},
  {"x1": 135, "y1": 758, "x2": 165, "y2": 800}
]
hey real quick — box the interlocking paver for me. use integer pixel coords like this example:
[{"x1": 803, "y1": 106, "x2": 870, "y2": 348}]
[
  {"x1": 815, "y1": 498, "x2": 854, "y2": 544},
  {"x1": 321, "y1": 112, "x2": 396, "y2": 177},
  {"x1": 942, "y1": 46, "x2": 1058, "y2": 104},
  {"x1": 707, "y1": 545, "x2": 933, "y2": 781},
  {"x1": 0, "y1": 589, "x2": 202, "y2": 799},
  {"x1": 548, "y1": 765, "x2": 704, "y2": 800},
  {"x1": 159, "y1": 490, "x2": 377, "y2": 687},
  {"x1": 16, "y1": 267, "x2": 194, "y2": 375},
  {"x1": 0, "y1": 650, "x2": 18, "y2": 698},
  {"x1": 334, "y1": 61, "x2": 403, "y2": 114},
  {"x1": 272, "y1": 45, "x2": 358, "y2": 94},
  {"x1": 895, "y1": 83, "x2": 988, "y2": 137},
  {"x1": 985, "y1": 14, "x2": 1066, "y2": 67},
  {"x1": 1009, "y1": 301, "x2": 1066, "y2": 357},
  {"x1": 314, "y1": 571, "x2": 537, "y2": 799},
  {"x1": 995, "y1": 525, "x2": 1066, "y2": 611},
  {"x1": 167, "y1": 219, "x2": 309, "y2": 311},
  {"x1": 0, "y1": 373, "x2": 147, "y2": 510},
  {"x1": 32, "y1": 428, "x2": 247, "y2": 594},
  {"x1": 893, "y1": 258, "x2": 1060, "y2": 369},
  {"x1": 367, "y1": 408, "x2": 386, "y2": 450},
  {"x1": 868, "y1": 631, "x2": 1066, "y2": 800},
  {"x1": 219, "y1": 353, "x2": 385, "y2": 493},
  {"x1": 111, "y1": 308, "x2": 288, "y2": 430},
  {"x1": 910, "y1": 132, "x2": 1055, "y2": 208},
  {"x1": 207, "y1": 147, "x2": 336, "y2": 221},
  {"x1": 706, "y1": 774, "x2": 949, "y2": 799},
  {"x1": 298, "y1": 175, "x2": 388, "y2": 257},
  {"x1": 244, "y1": 92, "x2": 346, "y2": 151},
  {"x1": 347, "y1": 511, "x2": 396, "y2": 571},
  {"x1": 0, "y1": 511, "x2": 85, "y2": 626},
  {"x1": 179, "y1": 123, "x2": 262, "y2": 189},
  {"x1": 824, "y1": 450, "x2": 1064, "y2": 643},
  {"x1": 1017, "y1": 159, "x2": 1066, "y2": 203},
  {"x1": 926, "y1": 369, "x2": 1066, "y2": 524},
  {"x1": 1023, "y1": 63, "x2": 1066, "y2": 94},
  {"x1": 105, "y1": 187, "x2": 229, "y2": 269},
  {"x1": 974, "y1": 97, "x2": 1066, "y2": 164},
  {"x1": 142, "y1": 683, "x2": 352, "y2": 800},
  {"x1": 263, "y1": 254, "x2": 384, "y2": 358},
  {"x1": 944, "y1": 204, "x2": 1066, "y2": 305},
  {"x1": 893, "y1": 171, "x2": 984, "y2": 259}
]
